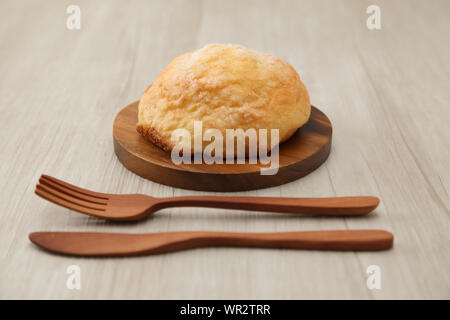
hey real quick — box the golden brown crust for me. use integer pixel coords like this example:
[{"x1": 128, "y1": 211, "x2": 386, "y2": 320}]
[
  {"x1": 136, "y1": 44, "x2": 311, "y2": 155},
  {"x1": 136, "y1": 123, "x2": 174, "y2": 152}
]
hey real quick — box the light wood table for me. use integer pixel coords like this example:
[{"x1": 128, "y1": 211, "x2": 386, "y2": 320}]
[{"x1": 1, "y1": 0, "x2": 449, "y2": 299}]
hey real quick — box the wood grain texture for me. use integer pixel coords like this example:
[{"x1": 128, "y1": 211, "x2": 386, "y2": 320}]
[
  {"x1": 0, "y1": 0, "x2": 449, "y2": 299},
  {"x1": 114, "y1": 101, "x2": 332, "y2": 191}
]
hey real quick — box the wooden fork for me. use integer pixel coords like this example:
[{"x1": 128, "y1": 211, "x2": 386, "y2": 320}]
[{"x1": 35, "y1": 175, "x2": 380, "y2": 221}]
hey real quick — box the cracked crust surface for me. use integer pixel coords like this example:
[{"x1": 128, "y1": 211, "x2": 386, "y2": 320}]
[
  {"x1": 137, "y1": 44, "x2": 311, "y2": 154},
  {"x1": 136, "y1": 123, "x2": 174, "y2": 152}
]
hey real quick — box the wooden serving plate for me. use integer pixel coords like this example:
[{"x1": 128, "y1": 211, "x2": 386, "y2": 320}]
[{"x1": 113, "y1": 101, "x2": 332, "y2": 192}]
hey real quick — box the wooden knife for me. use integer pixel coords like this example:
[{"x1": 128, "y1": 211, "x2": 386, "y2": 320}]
[{"x1": 29, "y1": 230, "x2": 394, "y2": 256}]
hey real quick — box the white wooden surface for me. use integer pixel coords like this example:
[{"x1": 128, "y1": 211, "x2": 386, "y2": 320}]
[{"x1": 0, "y1": 0, "x2": 449, "y2": 299}]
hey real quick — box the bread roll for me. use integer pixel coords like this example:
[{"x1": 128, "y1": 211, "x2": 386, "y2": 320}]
[{"x1": 137, "y1": 44, "x2": 310, "y2": 156}]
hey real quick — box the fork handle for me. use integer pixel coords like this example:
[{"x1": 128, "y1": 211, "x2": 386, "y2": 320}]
[{"x1": 155, "y1": 196, "x2": 380, "y2": 215}]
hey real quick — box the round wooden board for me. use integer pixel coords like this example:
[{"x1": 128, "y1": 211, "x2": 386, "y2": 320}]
[{"x1": 113, "y1": 101, "x2": 332, "y2": 192}]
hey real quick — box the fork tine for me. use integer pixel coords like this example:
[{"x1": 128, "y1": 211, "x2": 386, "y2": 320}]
[
  {"x1": 36, "y1": 184, "x2": 106, "y2": 211},
  {"x1": 39, "y1": 177, "x2": 108, "y2": 205},
  {"x1": 40, "y1": 175, "x2": 109, "y2": 200},
  {"x1": 35, "y1": 186, "x2": 107, "y2": 217}
]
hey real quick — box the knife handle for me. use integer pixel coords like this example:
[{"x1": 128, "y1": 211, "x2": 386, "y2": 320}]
[{"x1": 151, "y1": 230, "x2": 394, "y2": 253}]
